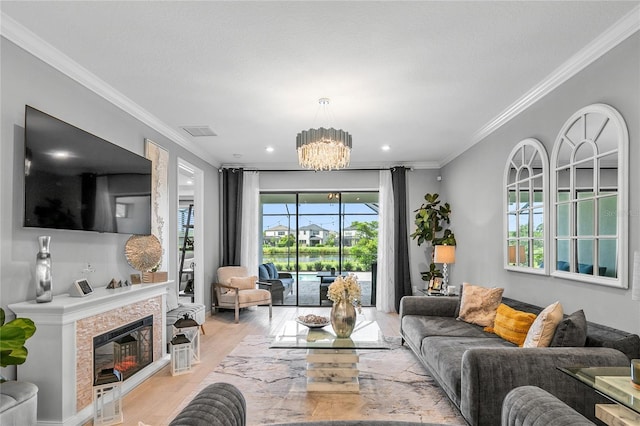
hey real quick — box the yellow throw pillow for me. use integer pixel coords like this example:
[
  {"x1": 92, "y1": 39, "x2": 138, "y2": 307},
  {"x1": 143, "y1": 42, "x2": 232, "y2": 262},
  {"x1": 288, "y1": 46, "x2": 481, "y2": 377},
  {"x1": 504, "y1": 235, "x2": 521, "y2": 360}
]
[
  {"x1": 484, "y1": 303, "x2": 537, "y2": 347},
  {"x1": 456, "y1": 283, "x2": 504, "y2": 327},
  {"x1": 229, "y1": 275, "x2": 258, "y2": 291},
  {"x1": 523, "y1": 301, "x2": 564, "y2": 348}
]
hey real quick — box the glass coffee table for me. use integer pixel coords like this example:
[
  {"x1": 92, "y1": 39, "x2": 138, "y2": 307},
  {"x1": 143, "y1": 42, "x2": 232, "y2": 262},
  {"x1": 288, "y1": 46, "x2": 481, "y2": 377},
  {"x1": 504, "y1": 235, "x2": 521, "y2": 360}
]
[
  {"x1": 559, "y1": 366, "x2": 640, "y2": 425},
  {"x1": 270, "y1": 320, "x2": 389, "y2": 392}
]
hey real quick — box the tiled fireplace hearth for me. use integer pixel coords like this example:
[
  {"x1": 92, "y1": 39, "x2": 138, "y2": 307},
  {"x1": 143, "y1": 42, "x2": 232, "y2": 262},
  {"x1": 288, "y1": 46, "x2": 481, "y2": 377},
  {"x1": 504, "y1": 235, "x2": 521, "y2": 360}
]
[{"x1": 9, "y1": 282, "x2": 169, "y2": 426}]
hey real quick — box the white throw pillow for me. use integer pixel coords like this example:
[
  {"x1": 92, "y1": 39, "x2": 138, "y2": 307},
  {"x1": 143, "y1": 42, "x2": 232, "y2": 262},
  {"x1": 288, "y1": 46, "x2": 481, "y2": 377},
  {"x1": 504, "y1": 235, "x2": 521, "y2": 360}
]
[
  {"x1": 166, "y1": 287, "x2": 179, "y2": 312},
  {"x1": 523, "y1": 301, "x2": 564, "y2": 348}
]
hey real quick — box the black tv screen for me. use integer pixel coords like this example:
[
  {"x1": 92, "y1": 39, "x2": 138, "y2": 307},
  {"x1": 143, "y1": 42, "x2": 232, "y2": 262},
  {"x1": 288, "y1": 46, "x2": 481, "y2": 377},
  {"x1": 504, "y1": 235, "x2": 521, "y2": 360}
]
[{"x1": 24, "y1": 106, "x2": 152, "y2": 234}]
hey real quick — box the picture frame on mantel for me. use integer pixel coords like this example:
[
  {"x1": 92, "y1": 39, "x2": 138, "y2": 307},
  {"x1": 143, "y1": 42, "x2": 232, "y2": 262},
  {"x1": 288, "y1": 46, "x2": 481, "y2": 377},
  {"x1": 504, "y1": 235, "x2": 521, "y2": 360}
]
[{"x1": 145, "y1": 139, "x2": 169, "y2": 274}]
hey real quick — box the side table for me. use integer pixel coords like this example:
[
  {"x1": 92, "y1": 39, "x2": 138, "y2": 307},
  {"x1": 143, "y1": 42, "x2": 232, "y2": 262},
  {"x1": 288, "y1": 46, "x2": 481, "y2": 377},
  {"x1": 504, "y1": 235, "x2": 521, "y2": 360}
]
[
  {"x1": 417, "y1": 288, "x2": 458, "y2": 297},
  {"x1": 559, "y1": 366, "x2": 640, "y2": 426}
]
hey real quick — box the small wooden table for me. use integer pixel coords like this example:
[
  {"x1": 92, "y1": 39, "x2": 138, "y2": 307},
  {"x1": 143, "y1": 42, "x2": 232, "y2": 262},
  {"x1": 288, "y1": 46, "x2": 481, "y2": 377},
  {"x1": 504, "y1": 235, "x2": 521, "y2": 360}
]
[{"x1": 270, "y1": 320, "x2": 389, "y2": 393}]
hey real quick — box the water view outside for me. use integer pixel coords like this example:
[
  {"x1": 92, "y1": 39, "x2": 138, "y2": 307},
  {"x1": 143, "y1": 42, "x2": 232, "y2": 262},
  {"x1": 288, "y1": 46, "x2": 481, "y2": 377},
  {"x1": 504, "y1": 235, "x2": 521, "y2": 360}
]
[{"x1": 261, "y1": 192, "x2": 379, "y2": 306}]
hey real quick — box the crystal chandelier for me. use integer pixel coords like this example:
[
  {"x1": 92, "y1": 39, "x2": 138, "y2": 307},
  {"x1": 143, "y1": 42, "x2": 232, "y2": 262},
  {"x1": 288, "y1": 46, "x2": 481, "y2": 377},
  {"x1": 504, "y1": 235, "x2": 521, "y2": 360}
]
[{"x1": 296, "y1": 98, "x2": 352, "y2": 171}]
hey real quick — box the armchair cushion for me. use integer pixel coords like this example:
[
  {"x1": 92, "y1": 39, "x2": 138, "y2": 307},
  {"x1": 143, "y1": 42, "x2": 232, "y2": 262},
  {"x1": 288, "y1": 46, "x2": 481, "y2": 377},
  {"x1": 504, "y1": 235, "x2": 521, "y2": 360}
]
[
  {"x1": 229, "y1": 275, "x2": 258, "y2": 291},
  {"x1": 219, "y1": 288, "x2": 271, "y2": 304}
]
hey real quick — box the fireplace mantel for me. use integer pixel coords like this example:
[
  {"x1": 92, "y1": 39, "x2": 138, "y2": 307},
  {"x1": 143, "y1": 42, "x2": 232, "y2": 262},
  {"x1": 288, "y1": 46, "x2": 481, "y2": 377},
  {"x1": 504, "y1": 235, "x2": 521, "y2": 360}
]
[
  {"x1": 8, "y1": 282, "x2": 170, "y2": 426},
  {"x1": 9, "y1": 282, "x2": 167, "y2": 323}
]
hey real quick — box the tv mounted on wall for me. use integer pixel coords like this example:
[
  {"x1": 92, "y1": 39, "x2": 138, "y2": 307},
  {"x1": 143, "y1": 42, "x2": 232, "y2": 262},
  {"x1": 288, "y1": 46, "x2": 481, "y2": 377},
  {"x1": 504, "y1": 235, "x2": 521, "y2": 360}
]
[{"x1": 24, "y1": 105, "x2": 152, "y2": 234}]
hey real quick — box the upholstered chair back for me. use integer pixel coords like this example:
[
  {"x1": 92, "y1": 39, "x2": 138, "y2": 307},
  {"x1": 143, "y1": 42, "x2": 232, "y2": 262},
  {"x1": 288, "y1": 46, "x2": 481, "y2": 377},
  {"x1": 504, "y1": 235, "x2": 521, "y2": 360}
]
[{"x1": 217, "y1": 266, "x2": 249, "y2": 285}]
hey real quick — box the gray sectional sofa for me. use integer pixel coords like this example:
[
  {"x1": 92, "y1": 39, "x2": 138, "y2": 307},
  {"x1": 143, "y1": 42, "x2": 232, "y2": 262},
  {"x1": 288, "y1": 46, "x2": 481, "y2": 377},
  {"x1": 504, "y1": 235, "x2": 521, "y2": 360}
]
[
  {"x1": 399, "y1": 295, "x2": 640, "y2": 426},
  {"x1": 169, "y1": 382, "x2": 597, "y2": 426}
]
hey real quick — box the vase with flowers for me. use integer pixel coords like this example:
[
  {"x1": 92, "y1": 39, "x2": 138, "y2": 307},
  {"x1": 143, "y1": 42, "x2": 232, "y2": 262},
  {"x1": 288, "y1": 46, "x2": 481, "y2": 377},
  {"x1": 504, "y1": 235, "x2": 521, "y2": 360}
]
[{"x1": 327, "y1": 274, "x2": 362, "y2": 338}]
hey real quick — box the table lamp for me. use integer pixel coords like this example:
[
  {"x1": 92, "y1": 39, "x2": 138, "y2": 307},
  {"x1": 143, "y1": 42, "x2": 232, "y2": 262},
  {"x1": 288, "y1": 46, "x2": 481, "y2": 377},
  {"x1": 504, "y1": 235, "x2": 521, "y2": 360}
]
[{"x1": 434, "y1": 245, "x2": 456, "y2": 291}]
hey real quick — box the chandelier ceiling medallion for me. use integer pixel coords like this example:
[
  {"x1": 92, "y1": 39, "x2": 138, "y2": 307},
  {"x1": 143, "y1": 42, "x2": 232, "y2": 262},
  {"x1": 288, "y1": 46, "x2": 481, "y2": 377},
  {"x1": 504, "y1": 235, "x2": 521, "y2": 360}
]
[{"x1": 296, "y1": 98, "x2": 352, "y2": 171}]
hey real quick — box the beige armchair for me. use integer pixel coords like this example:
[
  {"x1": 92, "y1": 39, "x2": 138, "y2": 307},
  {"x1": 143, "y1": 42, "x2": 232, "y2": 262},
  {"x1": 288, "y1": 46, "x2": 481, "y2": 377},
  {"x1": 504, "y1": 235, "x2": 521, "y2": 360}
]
[{"x1": 212, "y1": 266, "x2": 272, "y2": 323}]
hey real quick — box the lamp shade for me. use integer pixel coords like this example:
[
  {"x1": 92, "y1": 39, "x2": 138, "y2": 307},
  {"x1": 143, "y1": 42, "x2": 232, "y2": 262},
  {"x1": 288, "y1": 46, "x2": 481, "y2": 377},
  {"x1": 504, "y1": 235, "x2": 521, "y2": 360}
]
[{"x1": 434, "y1": 245, "x2": 456, "y2": 264}]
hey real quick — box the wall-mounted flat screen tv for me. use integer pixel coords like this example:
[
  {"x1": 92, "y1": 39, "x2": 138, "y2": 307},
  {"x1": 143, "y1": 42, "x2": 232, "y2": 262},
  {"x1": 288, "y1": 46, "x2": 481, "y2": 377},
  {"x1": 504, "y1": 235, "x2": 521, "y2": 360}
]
[{"x1": 24, "y1": 106, "x2": 152, "y2": 234}]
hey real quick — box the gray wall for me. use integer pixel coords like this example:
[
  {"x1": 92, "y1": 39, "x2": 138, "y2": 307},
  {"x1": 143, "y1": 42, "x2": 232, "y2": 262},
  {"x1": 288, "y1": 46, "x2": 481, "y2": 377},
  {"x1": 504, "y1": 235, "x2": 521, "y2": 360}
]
[
  {"x1": 441, "y1": 33, "x2": 640, "y2": 334},
  {"x1": 1, "y1": 39, "x2": 220, "y2": 321}
]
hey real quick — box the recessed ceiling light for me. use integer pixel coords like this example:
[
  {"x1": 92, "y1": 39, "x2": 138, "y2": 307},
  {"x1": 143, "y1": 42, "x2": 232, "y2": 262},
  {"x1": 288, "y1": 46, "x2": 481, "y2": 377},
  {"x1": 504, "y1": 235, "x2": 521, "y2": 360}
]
[
  {"x1": 233, "y1": 153, "x2": 242, "y2": 158},
  {"x1": 266, "y1": 146, "x2": 274, "y2": 153},
  {"x1": 381, "y1": 145, "x2": 391, "y2": 151},
  {"x1": 186, "y1": 180, "x2": 193, "y2": 185}
]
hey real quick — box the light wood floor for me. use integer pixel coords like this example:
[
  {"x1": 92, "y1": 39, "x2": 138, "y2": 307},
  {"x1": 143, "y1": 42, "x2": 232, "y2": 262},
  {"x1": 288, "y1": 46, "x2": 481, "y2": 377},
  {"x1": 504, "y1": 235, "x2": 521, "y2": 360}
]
[{"x1": 104, "y1": 306, "x2": 401, "y2": 426}]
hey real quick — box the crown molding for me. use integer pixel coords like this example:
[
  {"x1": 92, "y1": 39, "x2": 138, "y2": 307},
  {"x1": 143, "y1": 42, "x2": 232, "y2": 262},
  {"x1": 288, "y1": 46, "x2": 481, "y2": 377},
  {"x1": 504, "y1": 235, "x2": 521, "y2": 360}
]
[
  {"x1": 1, "y1": 12, "x2": 219, "y2": 167},
  {"x1": 441, "y1": 4, "x2": 640, "y2": 167},
  {"x1": 225, "y1": 160, "x2": 440, "y2": 171}
]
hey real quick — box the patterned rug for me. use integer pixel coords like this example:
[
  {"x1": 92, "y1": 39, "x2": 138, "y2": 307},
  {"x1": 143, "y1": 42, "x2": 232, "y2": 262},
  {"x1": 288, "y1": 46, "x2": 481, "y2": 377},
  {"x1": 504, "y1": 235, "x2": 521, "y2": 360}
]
[{"x1": 171, "y1": 335, "x2": 466, "y2": 425}]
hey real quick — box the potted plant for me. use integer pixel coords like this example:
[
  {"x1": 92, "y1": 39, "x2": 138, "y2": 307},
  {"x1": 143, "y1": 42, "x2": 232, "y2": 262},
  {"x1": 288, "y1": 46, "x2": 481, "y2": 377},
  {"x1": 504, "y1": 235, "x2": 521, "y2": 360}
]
[
  {"x1": 410, "y1": 193, "x2": 456, "y2": 284},
  {"x1": 0, "y1": 307, "x2": 36, "y2": 381}
]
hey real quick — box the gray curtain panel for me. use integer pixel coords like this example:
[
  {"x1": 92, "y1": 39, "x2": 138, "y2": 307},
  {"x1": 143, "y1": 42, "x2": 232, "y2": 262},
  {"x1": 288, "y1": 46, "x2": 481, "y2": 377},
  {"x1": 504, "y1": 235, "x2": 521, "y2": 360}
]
[
  {"x1": 391, "y1": 166, "x2": 411, "y2": 312},
  {"x1": 222, "y1": 168, "x2": 243, "y2": 266}
]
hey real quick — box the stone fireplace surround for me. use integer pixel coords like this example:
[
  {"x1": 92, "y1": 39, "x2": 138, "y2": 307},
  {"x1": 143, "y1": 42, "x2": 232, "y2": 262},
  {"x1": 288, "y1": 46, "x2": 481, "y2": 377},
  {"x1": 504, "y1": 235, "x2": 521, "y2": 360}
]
[{"x1": 8, "y1": 282, "x2": 169, "y2": 426}]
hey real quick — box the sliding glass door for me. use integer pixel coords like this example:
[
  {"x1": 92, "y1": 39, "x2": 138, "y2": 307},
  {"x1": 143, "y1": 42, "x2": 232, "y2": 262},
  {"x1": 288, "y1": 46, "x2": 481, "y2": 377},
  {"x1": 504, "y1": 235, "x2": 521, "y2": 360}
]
[{"x1": 260, "y1": 191, "x2": 379, "y2": 307}]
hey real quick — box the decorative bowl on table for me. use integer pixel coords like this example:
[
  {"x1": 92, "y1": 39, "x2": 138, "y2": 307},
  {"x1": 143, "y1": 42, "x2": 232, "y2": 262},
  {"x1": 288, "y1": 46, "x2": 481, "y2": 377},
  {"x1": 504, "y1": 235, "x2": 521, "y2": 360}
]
[{"x1": 296, "y1": 314, "x2": 330, "y2": 329}]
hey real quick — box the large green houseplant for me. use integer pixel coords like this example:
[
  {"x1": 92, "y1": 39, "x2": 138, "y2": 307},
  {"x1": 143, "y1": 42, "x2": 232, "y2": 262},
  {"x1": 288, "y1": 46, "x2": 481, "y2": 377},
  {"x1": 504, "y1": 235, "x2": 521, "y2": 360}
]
[
  {"x1": 0, "y1": 307, "x2": 36, "y2": 381},
  {"x1": 410, "y1": 193, "x2": 456, "y2": 283}
]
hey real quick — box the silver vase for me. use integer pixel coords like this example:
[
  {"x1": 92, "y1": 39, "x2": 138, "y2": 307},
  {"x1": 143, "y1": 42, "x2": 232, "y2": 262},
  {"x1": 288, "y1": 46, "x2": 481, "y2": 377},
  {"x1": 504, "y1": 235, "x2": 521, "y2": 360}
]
[
  {"x1": 330, "y1": 292, "x2": 356, "y2": 338},
  {"x1": 35, "y1": 236, "x2": 52, "y2": 303}
]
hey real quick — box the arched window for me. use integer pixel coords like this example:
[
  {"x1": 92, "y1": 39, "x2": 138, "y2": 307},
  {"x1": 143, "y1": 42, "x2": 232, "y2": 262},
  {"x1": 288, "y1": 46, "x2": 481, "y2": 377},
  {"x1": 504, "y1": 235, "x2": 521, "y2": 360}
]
[
  {"x1": 550, "y1": 104, "x2": 628, "y2": 287},
  {"x1": 504, "y1": 139, "x2": 548, "y2": 274}
]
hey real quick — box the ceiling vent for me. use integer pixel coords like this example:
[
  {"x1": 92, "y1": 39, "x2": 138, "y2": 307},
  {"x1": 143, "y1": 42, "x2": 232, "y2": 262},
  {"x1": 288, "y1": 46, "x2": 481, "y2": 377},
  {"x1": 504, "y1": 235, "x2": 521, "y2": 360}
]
[{"x1": 181, "y1": 126, "x2": 217, "y2": 137}]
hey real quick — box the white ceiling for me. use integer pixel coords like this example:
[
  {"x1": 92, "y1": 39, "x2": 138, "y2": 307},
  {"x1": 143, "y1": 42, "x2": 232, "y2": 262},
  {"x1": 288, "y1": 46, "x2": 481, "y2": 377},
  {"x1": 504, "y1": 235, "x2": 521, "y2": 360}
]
[{"x1": 2, "y1": 1, "x2": 638, "y2": 170}]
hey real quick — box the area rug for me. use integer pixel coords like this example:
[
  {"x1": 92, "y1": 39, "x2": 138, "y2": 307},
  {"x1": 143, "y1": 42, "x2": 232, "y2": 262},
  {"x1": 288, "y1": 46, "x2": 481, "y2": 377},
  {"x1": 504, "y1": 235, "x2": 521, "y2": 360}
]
[{"x1": 171, "y1": 335, "x2": 466, "y2": 425}]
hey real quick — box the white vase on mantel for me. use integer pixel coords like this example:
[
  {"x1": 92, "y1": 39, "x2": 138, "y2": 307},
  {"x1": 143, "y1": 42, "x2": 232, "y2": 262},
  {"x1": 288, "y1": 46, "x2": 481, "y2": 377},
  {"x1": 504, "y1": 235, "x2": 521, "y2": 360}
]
[{"x1": 35, "y1": 235, "x2": 52, "y2": 303}]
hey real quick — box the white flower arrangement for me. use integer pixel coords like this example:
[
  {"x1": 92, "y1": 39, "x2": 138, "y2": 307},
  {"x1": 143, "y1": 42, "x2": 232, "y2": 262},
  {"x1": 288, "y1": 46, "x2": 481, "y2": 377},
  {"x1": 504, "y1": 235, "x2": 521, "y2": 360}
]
[{"x1": 327, "y1": 273, "x2": 362, "y2": 313}]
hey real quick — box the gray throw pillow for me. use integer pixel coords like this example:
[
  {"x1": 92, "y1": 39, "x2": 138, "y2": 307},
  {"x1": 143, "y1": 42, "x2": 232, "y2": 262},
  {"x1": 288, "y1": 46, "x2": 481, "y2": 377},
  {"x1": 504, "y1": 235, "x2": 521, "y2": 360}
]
[
  {"x1": 453, "y1": 283, "x2": 464, "y2": 318},
  {"x1": 550, "y1": 309, "x2": 587, "y2": 347}
]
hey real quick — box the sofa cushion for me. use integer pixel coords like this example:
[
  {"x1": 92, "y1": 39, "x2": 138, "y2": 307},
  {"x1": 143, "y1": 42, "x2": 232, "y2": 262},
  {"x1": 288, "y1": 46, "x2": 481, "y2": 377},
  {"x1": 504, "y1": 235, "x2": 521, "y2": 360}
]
[
  {"x1": 550, "y1": 309, "x2": 587, "y2": 348},
  {"x1": 457, "y1": 283, "x2": 504, "y2": 327},
  {"x1": 601, "y1": 335, "x2": 640, "y2": 360},
  {"x1": 402, "y1": 315, "x2": 498, "y2": 346},
  {"x1": 258, "y1": 264, "x2": 270, "y2": 280},
  {"x1": 523, "y1": 301, "x2": 563, "y2": 348},
  {"x1": 421, "y1": 336, "x2": 515, "y2": 405},
  {"x1": 485, "y1": 303, "x2": 537, "y2": 347},
  {"x1": 265, "y1": 262, "x2": 278, "y2": 279}
]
